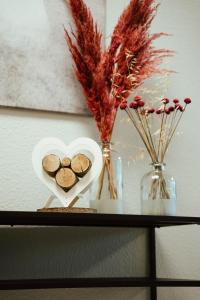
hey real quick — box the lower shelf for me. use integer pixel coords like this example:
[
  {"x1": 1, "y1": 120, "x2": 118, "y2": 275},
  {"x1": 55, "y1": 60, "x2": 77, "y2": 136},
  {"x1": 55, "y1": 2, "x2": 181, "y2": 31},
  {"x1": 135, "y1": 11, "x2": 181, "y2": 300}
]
[{"x1": 1, "y1": 278, "x2": 200, "y2": 290}]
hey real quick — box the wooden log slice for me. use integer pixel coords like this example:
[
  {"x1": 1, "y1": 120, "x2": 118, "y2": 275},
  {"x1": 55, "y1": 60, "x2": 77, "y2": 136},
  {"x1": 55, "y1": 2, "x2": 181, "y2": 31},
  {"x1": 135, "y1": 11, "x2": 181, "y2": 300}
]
[
  {"x1": 61, "y1": 157, "x2": 71, "y2": 168},
  {"x1": 55, "y1": 168, "x2": 78, "y2": 192},
  {"x1": 71, "y1": 154, "x2": 91, "y2": 177},
  {"x1": 42, "y1": 154, "x2": 61, "y2": 177}
]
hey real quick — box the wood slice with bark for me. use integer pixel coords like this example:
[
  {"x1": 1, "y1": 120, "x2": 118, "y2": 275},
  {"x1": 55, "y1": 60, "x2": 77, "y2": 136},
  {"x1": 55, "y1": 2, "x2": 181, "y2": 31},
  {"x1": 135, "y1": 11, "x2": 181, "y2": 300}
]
[
  {"x1": 61, "y1": 157, "x2": 71, "y2": 168},
  {"x1": 71, "y1": 154, "x2": 91, "y2": 177},
  {"x1": 55, "y1": 168, "x2": 78, "y2": 192},
  {"x1": 42, "y1": 154, "x2": 61, "y2": 177}
]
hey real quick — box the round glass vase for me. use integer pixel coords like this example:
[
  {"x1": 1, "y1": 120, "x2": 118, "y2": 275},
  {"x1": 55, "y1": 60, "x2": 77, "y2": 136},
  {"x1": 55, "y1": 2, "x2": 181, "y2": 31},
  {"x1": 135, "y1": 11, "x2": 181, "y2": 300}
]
[
  {"x1": 89, "y1": 141, "x2": 123, "y2": 214},
  {"x1": 141, "y1": 163, "x2": 176, "y2": 216}
]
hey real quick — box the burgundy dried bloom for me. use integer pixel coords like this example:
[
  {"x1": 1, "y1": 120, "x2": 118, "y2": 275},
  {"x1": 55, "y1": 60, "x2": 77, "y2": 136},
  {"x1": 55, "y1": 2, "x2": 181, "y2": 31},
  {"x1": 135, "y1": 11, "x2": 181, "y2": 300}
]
[
  {"x1": 162, "y1": 98, "x2": 170, "y2": 104},
  {"x1": 156, "y1": 109, "x2": 162, "y2": 114},
  {"x1": 130, "y1": 101, "x2": 138, "y2": 109},
  {"x1": 138, "y1": 100, "x2": 145, "y2": 107},
  {"x1": 168, "y1": 106, "x2": 175, "y2": 112},
  {"x1": 148, "y1": 108, "x2": 155, "y2": 113},
  {"x1": 176, "y1": 104, "x2": 184, "y2": 111},
  {"x1": 165, "y1": 108, "x2": 170, "y2": 114},
  {"x1": 134, "y1": 96, "x2": 142, "y2": 102},
  {"x1": 120, "y1": 102, "x2": 127, "y2": 110},
  {"x1": 173, "y1": 98, "x2": 179, "y2": 104},
  {"x1": 184, "y1": 98, "x2": 192, "y2": 104},
  {"x1": 177, "y1": 104, "x2": 184, "y2": 112}
]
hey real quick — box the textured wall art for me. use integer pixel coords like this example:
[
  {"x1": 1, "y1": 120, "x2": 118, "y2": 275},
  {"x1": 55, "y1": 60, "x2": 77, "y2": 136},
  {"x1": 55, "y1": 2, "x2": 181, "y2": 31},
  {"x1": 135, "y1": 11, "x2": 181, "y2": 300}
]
[{"x1": 0, "y1": 0, "x2": 105, "y2": 115}]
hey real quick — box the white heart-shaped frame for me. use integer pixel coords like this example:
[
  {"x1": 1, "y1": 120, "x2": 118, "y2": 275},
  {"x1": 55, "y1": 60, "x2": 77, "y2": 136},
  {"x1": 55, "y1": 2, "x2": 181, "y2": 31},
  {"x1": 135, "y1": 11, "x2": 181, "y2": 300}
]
[{"x1": 32, "y1": 137, "x2": 103, "y2": 207}]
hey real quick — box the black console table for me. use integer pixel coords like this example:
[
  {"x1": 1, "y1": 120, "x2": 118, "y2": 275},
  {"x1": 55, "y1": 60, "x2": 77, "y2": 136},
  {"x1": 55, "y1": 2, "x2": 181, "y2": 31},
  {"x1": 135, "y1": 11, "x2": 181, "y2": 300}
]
[{"x1": 0, "y1": 211, "x2": 200, "y2": 300}]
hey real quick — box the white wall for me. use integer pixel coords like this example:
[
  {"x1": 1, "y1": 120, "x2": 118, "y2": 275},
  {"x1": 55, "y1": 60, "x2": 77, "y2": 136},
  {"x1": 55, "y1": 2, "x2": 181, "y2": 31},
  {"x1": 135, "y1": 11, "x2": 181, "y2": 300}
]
[{"x1": 1, "y1": 0, "x2": 200, "y2": 299}]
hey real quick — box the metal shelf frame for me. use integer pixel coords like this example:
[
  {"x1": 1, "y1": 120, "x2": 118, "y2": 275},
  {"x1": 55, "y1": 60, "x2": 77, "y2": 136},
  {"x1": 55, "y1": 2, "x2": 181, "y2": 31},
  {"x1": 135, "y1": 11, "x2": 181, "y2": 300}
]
[{"x1": 1, "y1": 211, "x2": 200, "y2": 299}]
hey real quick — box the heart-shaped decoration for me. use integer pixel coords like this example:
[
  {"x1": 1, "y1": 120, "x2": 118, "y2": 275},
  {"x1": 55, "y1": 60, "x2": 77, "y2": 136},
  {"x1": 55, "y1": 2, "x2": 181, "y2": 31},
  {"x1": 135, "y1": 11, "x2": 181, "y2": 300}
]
[{"x1": 32, "y1": 137, "x2": 103, "y2": 207}]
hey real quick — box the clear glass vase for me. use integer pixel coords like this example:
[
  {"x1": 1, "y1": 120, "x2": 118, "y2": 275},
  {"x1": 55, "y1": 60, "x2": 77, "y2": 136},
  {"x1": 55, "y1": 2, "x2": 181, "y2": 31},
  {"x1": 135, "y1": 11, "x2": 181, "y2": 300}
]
[
  {"x1": 89, "y1": 141, "x2": 123, "y2": 214},
  {"x1": 141, "y1": 163, "x2": 176, "y2": 216}
]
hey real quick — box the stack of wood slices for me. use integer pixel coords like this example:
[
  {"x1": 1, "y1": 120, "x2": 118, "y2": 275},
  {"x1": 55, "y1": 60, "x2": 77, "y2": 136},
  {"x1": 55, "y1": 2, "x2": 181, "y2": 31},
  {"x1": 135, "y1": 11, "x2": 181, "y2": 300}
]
[{"x1": 42, "y1": 153, "x2": 91, "y2": 192}]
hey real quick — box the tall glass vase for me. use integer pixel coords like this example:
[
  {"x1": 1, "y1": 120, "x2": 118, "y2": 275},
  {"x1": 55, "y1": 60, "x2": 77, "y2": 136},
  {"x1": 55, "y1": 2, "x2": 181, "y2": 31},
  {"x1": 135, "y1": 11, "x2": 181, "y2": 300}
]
[
  {"x1": 141, "y1": 163, "x2": 176, "y2": 216},
  {"x1": 90, "y1": 141, "x2": 123, "y2": 214}
]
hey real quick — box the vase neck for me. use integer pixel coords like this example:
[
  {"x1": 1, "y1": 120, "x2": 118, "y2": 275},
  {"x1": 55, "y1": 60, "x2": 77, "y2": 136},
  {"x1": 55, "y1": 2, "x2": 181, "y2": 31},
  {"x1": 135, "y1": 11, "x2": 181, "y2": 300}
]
[
  {"x1": 100, "y1": 141, "x2": 113, "y2": 158},
  {"x1": 151, "y1": 162, "x2": 166, "y2": 171},
  {"x1": 101, "y1": 141, "x2": 113, "y2": 149}
]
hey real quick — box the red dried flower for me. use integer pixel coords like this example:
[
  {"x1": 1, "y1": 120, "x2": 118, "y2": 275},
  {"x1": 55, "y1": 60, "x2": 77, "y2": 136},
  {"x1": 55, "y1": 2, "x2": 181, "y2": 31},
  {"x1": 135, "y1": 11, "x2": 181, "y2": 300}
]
[
  {"x1": 168, "y1": 106, "x2": 175, "y2": 112},
  {"x1": 184, "y1": 98, "x2": 192, "y2": 104},
  {"x1": 121, "y1": 95, "x2": 191, "y2": 166},
  {"x1": 173, "y1": 98, "x2": 179, "y2": 104},
  {"x1": 130, "y1": 101, "x2": 138, "y2": 109},
  {"x1": 176, "y1": 104, "x2": 184, "y2": 112},
  {"x1": 148, "y1": 108, "x2": 155, "y2": 113},
  {"x1": 162, "y1": 98, "x2": 170, "y2": 104},
  {"x1": 156, "y1": 109, "x2": 162, "y2": 114},
  {"x1": 134, "y1": 96, "x2": 142, "y2": 102},
  {"x1": 138, "y1": 100, "x2": 145, "y2": 107},
  {"x1": 176, "y1": 104, "x2": 184, "y2": 111},
  {"x1": 120, "y1": 102, "x2": 127, "y2": 110},
  {"x1": 165, "y1": 108, "x2": 170, "y2": 114}
]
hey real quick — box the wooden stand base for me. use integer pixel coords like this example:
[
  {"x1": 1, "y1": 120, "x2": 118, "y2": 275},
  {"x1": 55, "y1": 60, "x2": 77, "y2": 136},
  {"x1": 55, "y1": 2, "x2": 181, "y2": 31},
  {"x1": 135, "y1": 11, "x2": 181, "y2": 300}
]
[{"x1": 37, "y1": 207, "x2": 97, "y2": 214}]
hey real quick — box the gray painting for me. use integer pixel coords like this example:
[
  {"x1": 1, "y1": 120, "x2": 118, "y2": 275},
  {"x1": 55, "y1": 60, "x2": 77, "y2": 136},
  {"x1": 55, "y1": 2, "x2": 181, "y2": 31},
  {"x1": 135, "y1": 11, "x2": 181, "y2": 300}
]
[{"x1": 0, "y1": 0, "x2": 105, "y2": 115}]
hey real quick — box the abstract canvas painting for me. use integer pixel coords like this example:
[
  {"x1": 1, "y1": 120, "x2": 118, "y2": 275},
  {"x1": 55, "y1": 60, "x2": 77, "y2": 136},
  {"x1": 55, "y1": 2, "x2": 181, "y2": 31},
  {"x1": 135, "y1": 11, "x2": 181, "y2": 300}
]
[{"x1": 0, "y1": 0, "x2": 105, "y2": 115}]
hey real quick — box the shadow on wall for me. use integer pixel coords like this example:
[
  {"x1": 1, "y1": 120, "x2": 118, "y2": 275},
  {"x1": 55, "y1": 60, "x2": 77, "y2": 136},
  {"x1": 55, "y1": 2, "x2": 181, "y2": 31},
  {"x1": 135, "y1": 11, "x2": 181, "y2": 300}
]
[
  {"x1": 0, "y1": 287, "x2": 149, "y2": 300},
  {"x1": 0, "y1": 106, "x2": 92, "y2": 122},
  {"x1": 0, "y1": 227, "x2": 148, "y2": 279}
]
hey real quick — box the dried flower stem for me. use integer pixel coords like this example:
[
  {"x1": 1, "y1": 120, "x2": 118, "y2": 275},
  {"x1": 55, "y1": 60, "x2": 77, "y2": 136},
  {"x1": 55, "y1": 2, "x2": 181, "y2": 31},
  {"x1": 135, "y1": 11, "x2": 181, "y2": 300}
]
[
  {"x1": 144, "y1": 113, "x2": 158, "y2": 160},
  {"x1": 162, "y1": 105, "x2": 186, "y2": 161},
  {"x1": 121, "y1": 97, "x2": 191, "y2": 200},
  {"x1": 150, "y1": 173, "x2": 170, "y2": 200},
  {"x1": 157, "y1": 104, "x2": 166, "y2": 158},
  {"x1": 126, "y1": 107, "x2": 154, "y2": 160},
  {"x1": 97, "y1": 143, "x2": 117, "y2": 200}
]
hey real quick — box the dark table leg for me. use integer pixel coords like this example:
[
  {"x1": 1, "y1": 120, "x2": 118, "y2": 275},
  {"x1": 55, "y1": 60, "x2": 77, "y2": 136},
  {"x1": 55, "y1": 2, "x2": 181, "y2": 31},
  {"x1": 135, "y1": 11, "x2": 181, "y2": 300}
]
[
  {"x1": 150, "y1": 286, "x2": 157, "y2": 300},
  {"x1": 149, "y1": 227, "x2": 157, "y2": 300}
]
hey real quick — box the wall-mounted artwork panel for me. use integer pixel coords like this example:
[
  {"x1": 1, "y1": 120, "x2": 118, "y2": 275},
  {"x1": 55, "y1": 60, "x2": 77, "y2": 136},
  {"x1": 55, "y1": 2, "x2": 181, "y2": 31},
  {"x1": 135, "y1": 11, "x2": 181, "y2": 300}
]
[{"x1": 0, "y1": 0, "x2": 106, "y2": 115}]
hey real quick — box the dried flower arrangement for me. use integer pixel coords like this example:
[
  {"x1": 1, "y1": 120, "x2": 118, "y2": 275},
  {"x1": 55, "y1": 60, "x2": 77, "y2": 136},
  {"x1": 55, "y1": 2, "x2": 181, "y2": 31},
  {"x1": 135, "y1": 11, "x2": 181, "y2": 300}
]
[
  {"x1": 64, "y1": 0, "x2": 173, "y2": 201},
  {"x1": 120, "y1": 96, "x2": 192, "y2": 199}
]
